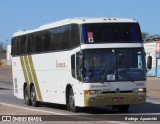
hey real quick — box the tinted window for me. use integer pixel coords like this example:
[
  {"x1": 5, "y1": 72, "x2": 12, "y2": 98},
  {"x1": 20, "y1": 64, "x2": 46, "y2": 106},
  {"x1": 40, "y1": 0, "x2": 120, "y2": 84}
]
[
  {"x1": 12, "y1": 37, "x2": 18, "y2": 55},
  {"x1": 82, "y1": 23, "x2": 142, "y2": 43},
  {"x1": 12, "y1": 24, "x2": 80, "y2": 56},
  {"x1": 61, "y1": 25, "x2": 71, "y2": 50},
  {"x1": 71, "y1": 54, "x2": 75, "y2": 78},
  {"x1": 17, "y1": 37, "x2": 21, "y2": 55},
  {"x1": 27, "y1": 34, "x2": 35, "y2": 54},
  {"x1": 50, "y1": 28, "x2": 61, "y2": 51},
  {"x1": 35, "y1": 32, "x2": 43, "y2": 53},
  {"x1": 21, "y1": 35, "x2": 27, "y2": 54},
  {"x1": 71, "y1": 24, "x2": 80, "y2": 48},
  {"x1": 42, "y1": 30, "x2": 51, "y2": 52}
]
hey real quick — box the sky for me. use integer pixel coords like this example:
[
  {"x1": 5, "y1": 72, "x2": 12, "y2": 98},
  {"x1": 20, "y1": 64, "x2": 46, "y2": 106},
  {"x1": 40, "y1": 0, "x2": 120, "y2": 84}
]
[{"x1": 0, "y1": 0, "x2": 160, "y2": 43}]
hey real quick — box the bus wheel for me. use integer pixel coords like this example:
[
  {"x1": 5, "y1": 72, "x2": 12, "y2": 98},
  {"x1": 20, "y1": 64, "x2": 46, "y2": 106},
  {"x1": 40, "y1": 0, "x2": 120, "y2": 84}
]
[
  {"x1": 30, "y1": 86, "x2": 40, "y2": 107},
  {"x1": 115, "y1": 105, "x2": 130, "y2": 113},
  {"x1": 24, "y1": 86, "x2": 31, "y2": 106},
  {"x1": 67, "y1": 88, "x2": 79, "y2": 112}
]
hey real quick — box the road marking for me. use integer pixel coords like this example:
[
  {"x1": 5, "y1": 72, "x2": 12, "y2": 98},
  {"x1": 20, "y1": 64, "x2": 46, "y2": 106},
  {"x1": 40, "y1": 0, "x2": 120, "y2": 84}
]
[
  {"x1": 3, "y1": 101, "x2": 159, "y2": 123},
  {"x1": 0, "y1": 102, "x2": 67, "y2": 115},
  {"x1": 0, "y1": 102, "x2": 131, "y2": 123},
  {"x1": 108, "y1": 121, "x2": 128, "y2": 124}
]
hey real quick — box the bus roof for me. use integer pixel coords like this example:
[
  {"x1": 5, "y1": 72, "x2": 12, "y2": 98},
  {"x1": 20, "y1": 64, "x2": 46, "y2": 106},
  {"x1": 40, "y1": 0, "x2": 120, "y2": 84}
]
[{"x1": 13, "y1": 17, "x2": 138, "y2": 37}]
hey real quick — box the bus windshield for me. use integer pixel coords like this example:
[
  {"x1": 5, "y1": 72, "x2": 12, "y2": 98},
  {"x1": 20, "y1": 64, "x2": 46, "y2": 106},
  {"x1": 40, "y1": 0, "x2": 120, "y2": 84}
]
[
  {"x1": 82, "y1": 23, "x2": 142, "y2": 43},
  {"x1": 83, "y1": 48, "x2": 146, "y2": 82}
]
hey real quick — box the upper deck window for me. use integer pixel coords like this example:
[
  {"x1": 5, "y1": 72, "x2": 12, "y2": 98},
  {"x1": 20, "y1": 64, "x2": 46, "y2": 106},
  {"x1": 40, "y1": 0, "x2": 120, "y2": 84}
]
[
  {"x1": 11, "y1": 24, "x2": 80, "y2": 56},
  {"x1": 82, "y1": 23, "x2": 142, "y2": 44}
]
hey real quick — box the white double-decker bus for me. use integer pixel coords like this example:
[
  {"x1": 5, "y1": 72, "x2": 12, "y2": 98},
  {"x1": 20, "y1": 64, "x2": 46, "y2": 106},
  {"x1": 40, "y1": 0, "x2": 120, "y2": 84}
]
[{"x1": 11, "y1": 18, "x2": 146, "y2": 112}]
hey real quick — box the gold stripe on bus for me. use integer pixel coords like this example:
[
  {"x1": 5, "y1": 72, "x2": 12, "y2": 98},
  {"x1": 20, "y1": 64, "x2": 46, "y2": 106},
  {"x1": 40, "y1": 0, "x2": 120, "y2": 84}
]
[
  {"x1": 24, "y1": 55, "x2": 40, "y2": 101},
  {"x1": 24, "y1": 56, "x2": 34, "y2": 83},
  {"x1": 23, "y1": 55, "x2": 41, "y2": 100},
  {"x1": 28, "y1": 55, "x2": 43, "y2": 101},
  {"x1": 20, "y1": 56, "x2": 30, "y2": 86}
]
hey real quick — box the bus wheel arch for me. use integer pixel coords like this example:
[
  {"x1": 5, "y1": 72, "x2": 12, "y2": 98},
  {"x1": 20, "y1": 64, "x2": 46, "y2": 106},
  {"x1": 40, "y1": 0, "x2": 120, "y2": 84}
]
[
  {"x1": 30, "y1": 83, "x2": 40, "y2": 107},
  {"x1": 23, "y1": 83, "x2": 31, "y2": 106},
  {"x1": 66, "y1": 84, "x2": 72, "y2": 107},
  {"x1": 66, "y1": 84, "x2": 79, "y2": 112}
]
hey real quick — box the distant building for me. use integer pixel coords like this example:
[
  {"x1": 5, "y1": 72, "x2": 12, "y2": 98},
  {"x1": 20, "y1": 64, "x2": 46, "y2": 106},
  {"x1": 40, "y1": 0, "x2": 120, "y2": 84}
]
[
  {"x1": 144, "y1": 35, "x2": 160, "y2": 42},
  {"x1": 144, "y1": 36, "x2": 160, "y2": 77},
  {"x1": 6, "y1": 45, "x2": 11, "y2": 66}
]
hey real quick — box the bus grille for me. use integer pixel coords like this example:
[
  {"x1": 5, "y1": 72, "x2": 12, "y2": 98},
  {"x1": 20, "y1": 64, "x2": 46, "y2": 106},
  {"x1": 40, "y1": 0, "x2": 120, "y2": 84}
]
[{"x1": 102, "y1": 90, "x2": 133, "y2": 94}]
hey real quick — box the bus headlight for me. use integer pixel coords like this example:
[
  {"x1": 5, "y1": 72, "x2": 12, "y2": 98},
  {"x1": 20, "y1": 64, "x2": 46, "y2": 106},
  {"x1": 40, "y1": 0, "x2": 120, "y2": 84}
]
[
  {"x1": 85, "y1": 90, "x2": 102, "y2": 95},
  {"x1": 133, "y1": 88, "x2": 146, "y2": 93}
]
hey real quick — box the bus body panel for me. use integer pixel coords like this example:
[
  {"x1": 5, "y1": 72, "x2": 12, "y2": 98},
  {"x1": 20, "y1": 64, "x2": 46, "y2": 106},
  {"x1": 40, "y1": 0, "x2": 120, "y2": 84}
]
[
  {"x1": 84, "y1": 92, "x2": 146, "y2": 106},
  {"x1": 12, "y1": 47, "x2": 85, "y2": 106},
  {"x1": 83, "y1": 81, "x2": 146, "y2": 106}
]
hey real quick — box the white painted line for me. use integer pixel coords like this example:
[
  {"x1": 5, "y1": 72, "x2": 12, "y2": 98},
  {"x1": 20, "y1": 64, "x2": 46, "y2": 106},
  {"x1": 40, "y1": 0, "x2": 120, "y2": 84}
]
[
  {"x1": 0, "y1": 102, "x2": 67, "y2": 115},
  {"x1": 0, "y1": 102, "x2": 130, "y2": 123},
  {"x1": 109, "y1": 121, "x2": 130, "y2": 124}
]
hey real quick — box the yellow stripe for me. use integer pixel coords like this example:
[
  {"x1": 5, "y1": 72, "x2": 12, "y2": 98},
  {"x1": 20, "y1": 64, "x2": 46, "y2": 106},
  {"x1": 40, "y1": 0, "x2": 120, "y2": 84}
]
[
  {"x1": 24, "y1": 56, "x2": 33, "y2": 83},
  {"x1": 20, "y1": 56, "x2": 30, "y2": 86},
  {"x1": 28, "y1": 55, "x2": 43, "y2": 101},
  {"x1": 20, "y1": 55, "x2": 43, "y2": 101}
]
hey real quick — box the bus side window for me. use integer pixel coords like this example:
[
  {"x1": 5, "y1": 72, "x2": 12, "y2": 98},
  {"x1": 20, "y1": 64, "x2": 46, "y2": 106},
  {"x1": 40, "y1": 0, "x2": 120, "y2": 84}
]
[
  {"x1": 27, "y1": 34, "x2": 35, "y2": 54},
  {"x1": 12, "y1": 37, "x2": 18, "y2": 55},
  {"x1": 16, "y1": 37, "x2": 21, "y2": 55},
  {"x1": 21, "y1": 35, "x2": 27, "y2": 54},
  {"x1": 71, "y1": 54, "x2": 75, "y2": 78},
  {"x1": 76, "y1": 52, "x2": 81, "y2": 81},
  {"x1": 42, "y1": 30, "x2": 51, "y2": 52},
  {"x1": 35, "y1": 32, "x2": 43, "y2": 53}
]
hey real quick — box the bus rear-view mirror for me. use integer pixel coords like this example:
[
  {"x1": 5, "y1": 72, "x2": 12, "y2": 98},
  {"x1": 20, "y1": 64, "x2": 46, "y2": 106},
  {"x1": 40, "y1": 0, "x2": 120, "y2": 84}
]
[{"x1": 147, "y1": 56, "x2": 152, "y2": 69}]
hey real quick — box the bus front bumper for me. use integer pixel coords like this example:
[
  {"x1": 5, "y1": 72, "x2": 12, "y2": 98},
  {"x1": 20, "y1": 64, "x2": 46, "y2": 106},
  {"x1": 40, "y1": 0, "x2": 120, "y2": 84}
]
[{"x1": 84, "y1": 92, "x2": 146, "y2": 106}]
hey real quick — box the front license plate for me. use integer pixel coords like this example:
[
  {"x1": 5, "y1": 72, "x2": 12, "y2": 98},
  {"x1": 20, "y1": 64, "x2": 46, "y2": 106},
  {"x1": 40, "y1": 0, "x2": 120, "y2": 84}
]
[{"x1": 112, "y1": 97, "x2": 123, "y2": 102}]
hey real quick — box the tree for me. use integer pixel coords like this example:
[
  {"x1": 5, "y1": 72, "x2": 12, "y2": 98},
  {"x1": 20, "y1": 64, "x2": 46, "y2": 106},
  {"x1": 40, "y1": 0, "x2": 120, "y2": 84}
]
[
  {"x1": 141, "y1": 32, "x2": 150, "y2": 40},
  {"x1": 0, "y1": 41, "x2": 6, "y2": 66}
]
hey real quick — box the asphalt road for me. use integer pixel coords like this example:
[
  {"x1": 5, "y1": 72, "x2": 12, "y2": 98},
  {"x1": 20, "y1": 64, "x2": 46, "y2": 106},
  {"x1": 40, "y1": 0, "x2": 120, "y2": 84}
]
[{"x1": 0, "y1": 66, "x2": 160, "y2": 124}]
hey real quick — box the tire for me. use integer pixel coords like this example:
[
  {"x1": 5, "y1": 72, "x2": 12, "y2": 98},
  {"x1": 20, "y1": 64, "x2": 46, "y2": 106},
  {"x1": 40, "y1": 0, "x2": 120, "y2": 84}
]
[
  {"x1": 67, "y1": 88, "x2": 79, "y2": 112},
  {"x1": 113, "y1": 105, "x2": 130, "y2": 113},
  {"x1": 30, "y1": 86, "x2": 40, "y2": 107},
  {"x1": 24, "y1": 86, "x2": 31, "y2": 106}
]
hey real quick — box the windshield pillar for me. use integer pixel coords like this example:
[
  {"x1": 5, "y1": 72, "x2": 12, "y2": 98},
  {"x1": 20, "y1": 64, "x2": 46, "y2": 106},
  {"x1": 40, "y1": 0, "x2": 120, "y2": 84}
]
[{"x1": 76, "y1": 51, "x2": 85, "y2": 82}]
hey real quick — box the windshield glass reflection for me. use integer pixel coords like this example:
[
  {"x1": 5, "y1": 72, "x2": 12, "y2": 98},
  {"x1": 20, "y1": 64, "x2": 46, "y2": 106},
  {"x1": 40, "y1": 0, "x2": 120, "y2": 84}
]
[{"x1": 83, "y1": 48, "x2": 146, "y2": 82}]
